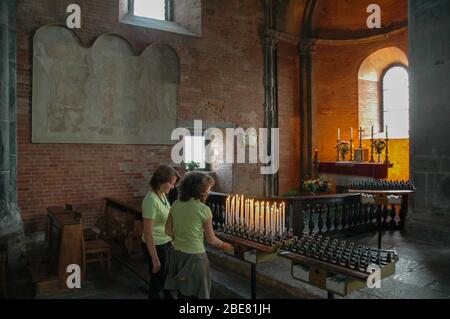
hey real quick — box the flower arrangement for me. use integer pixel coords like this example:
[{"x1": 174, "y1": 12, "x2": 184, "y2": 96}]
[
  {"x1": 372, "y1": 140, "x2": 386, "y2": 163},
  {"x1": 372, "y1": 140, "x2": 386, "y2": 154},
  {"x1": 302, "y1": 177, "x2": 329, "y2": 195},
  {"x1": 336, "y1": 141, "x2": 351, "y2": 161}
]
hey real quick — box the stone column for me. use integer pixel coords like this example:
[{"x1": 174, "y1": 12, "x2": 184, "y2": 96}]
[
  {"x1": 298, "y1": 39, "x2": 316, "y2": 183},
  {"x1": 262, "y1": 32, "x2": 279, "y2": 197},
  {"x1": 0, "y1": 0, "x2": 21, "y2": 244},
  {"x1": 409, "y1": 0, "x2": 450, "y2": 242}
]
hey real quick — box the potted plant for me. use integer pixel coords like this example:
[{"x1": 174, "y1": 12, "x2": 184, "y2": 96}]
[
  {"x1": 186, "y1": 161, "x2": 200, "y2": 171},
  {"x1": 282, "y1": 187, "x2": 301, "y2": 197}
]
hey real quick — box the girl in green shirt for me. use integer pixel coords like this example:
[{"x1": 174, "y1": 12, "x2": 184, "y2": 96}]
[
  {"x1": 164, "y1": 172, "x2": 232, "y2": 299},
  {"x1": 141, "y1": 165, "x2": 179, "y2": 299}
]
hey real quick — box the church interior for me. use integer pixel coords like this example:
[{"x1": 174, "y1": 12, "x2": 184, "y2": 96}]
[{"x1": 0, "y1": 0, "x2": 449, "y2": 300}]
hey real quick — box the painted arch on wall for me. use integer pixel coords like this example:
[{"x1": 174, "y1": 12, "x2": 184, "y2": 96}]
[{"x1": 32, "y1": 25, "x2": 180, "y2": 145}]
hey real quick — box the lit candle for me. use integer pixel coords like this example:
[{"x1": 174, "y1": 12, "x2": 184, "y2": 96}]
[
  {"x1": 245, "y1": 200, "x2": 249, "y2": 229},
  {"x1": 386, "y1": 125, "x2": 388, "y2": 139},
  {"x1": 277, "y1": 207, "x2": 280, "y2": 235},
  {"x1": 261, "y1": 201, "x2": 265, "y2": 232},
  {"x1": 338, "y1": 128, "x2": 340, "y2": 140},
  {"x1": 226, "y1": 197, "x2": 229, "y2": 225},
  {"x1": 266, "y1": 202, "x2": 270, "y2": 234},
  {"x1": 270, "y1": 206, "x2": 276, "y2": 235},
  {"x1": 231, "y1": 196, "x2": 234, "y2": 225},
  {"x1": 241, "y1": 195, "x2": 244, "y2": 227},
  {"x1": 350, "y1": 127, "x2": 353, "y2": 140},
  {"x1": 281, "y1": 202, "x2": 286, "y2": 234},
  {"x1": 250, "y1": 200, "x2": 254, "y2": 231},
  {"x1": 255, "y1": 201, "x2": 260, "y2": 232}
]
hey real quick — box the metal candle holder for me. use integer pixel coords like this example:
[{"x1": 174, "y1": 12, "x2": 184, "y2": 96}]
[
  {"x1": 369, "y1": 129, "x2": 375, "y2": 163},
  {"x1": 349, "y1": 138, "x2": 354, "y2": 161},
  {"x1": 336, "y1": 139, "x2": 340, "y2": 161}
]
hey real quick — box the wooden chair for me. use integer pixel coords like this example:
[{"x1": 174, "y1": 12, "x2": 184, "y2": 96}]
[
  {"x1": 62, "y1": 203, "x2": 110, "y2": 275},
  {"x1": 83, "y1": 239, "x2": 112, "y2": 276}
]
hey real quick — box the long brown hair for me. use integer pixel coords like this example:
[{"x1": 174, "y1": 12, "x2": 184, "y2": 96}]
[{"x1": 177, "y1": 172, "x2": 215, "y2": 203}]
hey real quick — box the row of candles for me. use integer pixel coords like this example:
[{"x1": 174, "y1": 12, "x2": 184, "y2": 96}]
[{"x1": 225, "y1": 195, "x2": 286, "y2": 237}]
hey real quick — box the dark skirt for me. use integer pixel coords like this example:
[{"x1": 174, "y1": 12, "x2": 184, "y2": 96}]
[{"x1": 164, "y1": 247, "x2": 211, "y2": 299}]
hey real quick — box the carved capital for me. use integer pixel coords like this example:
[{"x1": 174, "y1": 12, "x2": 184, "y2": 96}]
[
  {"x1": 263, "y1": 30, "x2": 280, "y2": 48},
  {"x1": 299, "y1": 38, "x2": 317, "y2": 56}
]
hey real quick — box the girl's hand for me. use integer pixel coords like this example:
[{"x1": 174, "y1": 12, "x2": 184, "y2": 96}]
[
  {"x1": 152, "y1": 259, "x2": 161, "y2": 273},
  {"x1": 222, "y1": 242, "x2": 233, "y2": 252}
]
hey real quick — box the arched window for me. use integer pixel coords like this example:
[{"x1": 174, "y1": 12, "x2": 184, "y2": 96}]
[{"x1": 382, "y1": 66, "x2": 409, "y2": 138}]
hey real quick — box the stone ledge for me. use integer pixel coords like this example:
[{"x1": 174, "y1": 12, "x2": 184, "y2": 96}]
[{"x1": 120, "y1": 14, "x2": 199, "y2": 37}]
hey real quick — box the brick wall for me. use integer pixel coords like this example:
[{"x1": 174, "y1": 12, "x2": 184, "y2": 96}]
[
  {"x1": 312, "y1": 31, "x2": 408, "y2": 166},
  {"x1": 361, "y1": 139, "x2": 410, "y2": 180},
  {"x1": 16, "y1": 0, "x2": 302, "y2": 233},
  {"x1": 358, "y1": 79, "x2": 381, "y2": 134}
]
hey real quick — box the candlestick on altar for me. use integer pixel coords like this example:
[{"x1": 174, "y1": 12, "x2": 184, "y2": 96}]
[
  {"x1": 384, "y1": 125, "x2": 390, "y2": 164},
  {"x1": 370, "y1": 125, "x2": 375, "y2": 163},
  {"x1": 358, "y1": 127, "x2": 364, "y2": 148},
  {"x1": 281, "y1": 202, "x2": 286, "y2": 234},
  {"x1": 336, "y1": 138, "x2": 340, "y2": 161},
  {"x1": 337, "y1": 128, "x2": 340, "y2": 140},
  {"x1": 350, "y1": 127, "x2": 354, "y2": 161}
]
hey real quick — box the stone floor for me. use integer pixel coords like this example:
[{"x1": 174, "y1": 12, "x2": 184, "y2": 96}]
[{"x1": 4, "y1": 230, "x2": 450, "y2": 299}]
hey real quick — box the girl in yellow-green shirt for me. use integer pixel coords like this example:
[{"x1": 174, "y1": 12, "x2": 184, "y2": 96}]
[
  {"x1": 141, "y1": 165, "x2": 179, "y2": 299},
  {"x1": 164, "y1": 172, "x2": 232, "y2": 299}
]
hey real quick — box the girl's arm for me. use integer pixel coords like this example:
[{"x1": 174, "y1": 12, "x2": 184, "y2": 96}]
[
  {"x1": 165, "y1": 213, "x2": 174, "y2": 238},
  {"x1": 204, "y1": 218, "x2": 232, "y2": 250},
  {"x1": 142, "y1": 218, "x2": 161, "y2": 273}
]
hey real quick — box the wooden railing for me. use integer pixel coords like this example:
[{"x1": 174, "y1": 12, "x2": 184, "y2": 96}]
[
  {"x1": 206, "y1": 192, "x2": 406, "y2": 239},
  {"x1": 99, "y1": 192, "x2": 406, "y2": 247}
]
